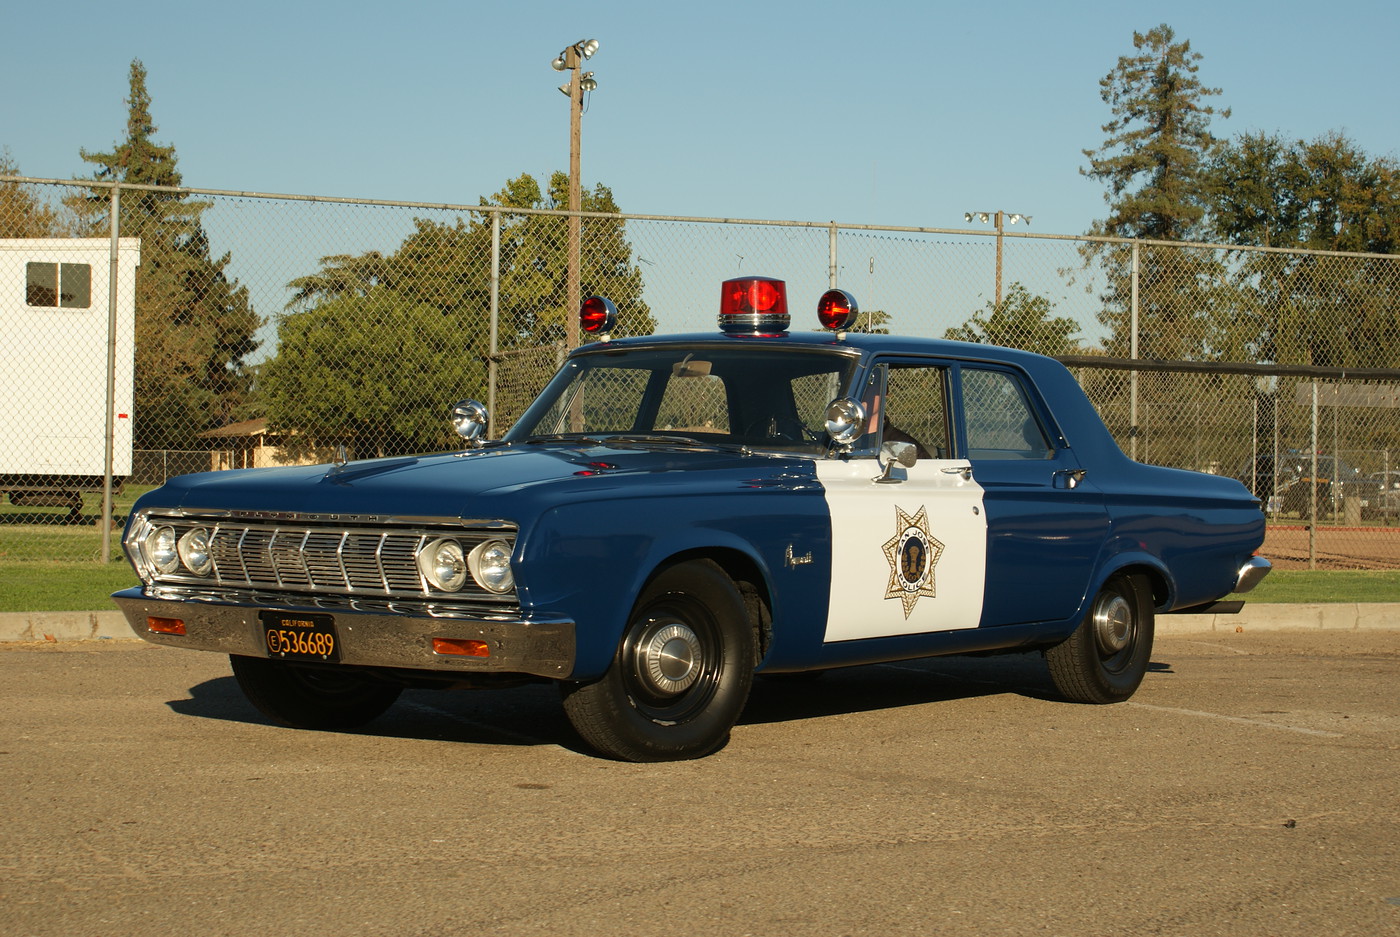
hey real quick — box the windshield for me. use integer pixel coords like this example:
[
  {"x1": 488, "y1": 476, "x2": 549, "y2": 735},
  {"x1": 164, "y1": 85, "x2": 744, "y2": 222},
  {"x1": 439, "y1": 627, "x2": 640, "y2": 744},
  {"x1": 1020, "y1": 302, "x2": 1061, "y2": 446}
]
[{"x1": 504, "y1": 345, "x2": 859, "y2": 454}]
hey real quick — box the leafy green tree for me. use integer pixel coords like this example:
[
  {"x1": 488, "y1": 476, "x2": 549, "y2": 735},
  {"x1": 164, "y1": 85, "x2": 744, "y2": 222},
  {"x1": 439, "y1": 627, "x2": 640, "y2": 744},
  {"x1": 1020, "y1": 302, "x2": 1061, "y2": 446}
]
[
  {"x1": 851, "y1": 309, "x2": 890, "y2": 334},
  {"x1": 1203, "y1": 131, "x2": 1400, "y2": 367},
  {"x1": 944, "y1": 283, "x2": 1081, "y2": 356},
  {"x1": 68, "y1": 60, "x2": 261, "y2": 449},
  {"x1": 1080, "y1": 24, "x2": 1229, "y2": 360},
  {"x1": 261, "y1": 288, "x2": 483, "y2": 458},
  {"x1": 486, "y1": 171, "x2": 653, "y2": 345},
  {"x1": 263, "y1": 171, "x2": 653, "y2": 452},
  {"x1": 0, "y1": 151, "x2": 68, "y2": 237}
]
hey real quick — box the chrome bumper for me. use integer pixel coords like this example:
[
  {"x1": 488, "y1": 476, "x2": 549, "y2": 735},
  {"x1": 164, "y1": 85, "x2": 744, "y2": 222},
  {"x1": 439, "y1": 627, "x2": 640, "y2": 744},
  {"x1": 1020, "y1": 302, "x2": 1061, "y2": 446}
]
[
  {"x1": 1233, "y1": 555, "x2": 1272, "y2": 594},
  {"x1": 112, "y1": 587, "x2": 575, "y2": 678}
]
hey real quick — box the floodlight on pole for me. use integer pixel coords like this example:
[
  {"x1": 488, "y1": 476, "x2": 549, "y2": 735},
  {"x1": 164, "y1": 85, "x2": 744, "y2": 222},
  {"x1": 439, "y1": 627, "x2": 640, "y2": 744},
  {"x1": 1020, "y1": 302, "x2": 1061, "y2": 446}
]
[
  {"x1": 549, "y1": 38, "x2": 601, "y2": 349},
  {"x1": 964, "y1": 210, "x2": 1030, "y2": 307}
]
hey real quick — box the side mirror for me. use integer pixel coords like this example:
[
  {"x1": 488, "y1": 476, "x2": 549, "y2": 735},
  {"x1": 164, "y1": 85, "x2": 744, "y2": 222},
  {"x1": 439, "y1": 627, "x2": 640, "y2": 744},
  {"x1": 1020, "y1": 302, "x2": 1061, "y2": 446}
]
[
  {"x1": 875, "y1": 440, "x2": 916, "y2": 484},
  {"x1": 824, "y1": 397, "x2": 867, "y2": 446},
  {"x1": 882, "y1": 440, "x2": 918, "y2": 468},
  {"x1": 450, "y1": 400, "x2": 490, "y2": 448}
]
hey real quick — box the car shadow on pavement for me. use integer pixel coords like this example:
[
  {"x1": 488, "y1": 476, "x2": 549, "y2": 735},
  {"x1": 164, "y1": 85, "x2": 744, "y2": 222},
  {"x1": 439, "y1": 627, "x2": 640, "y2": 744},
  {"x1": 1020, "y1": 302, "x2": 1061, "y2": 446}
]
[
  {"x1": 744, "y1": 651, "x2": 1054, "y2": 725},
  {"x1": 166, "y1": 675, "x2": 579, "y2": 750},
  {"x1": 165, "y1": 650, "x2": 1178, "y2": 754}
]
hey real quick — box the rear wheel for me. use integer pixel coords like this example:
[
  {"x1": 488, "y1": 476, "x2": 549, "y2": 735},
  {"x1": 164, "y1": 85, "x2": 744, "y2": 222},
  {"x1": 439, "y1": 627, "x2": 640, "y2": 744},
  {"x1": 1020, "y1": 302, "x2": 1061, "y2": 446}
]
[
  {"x1": 229, "y1": 655, "x2": 402, "y2": 730},
  {"x1": 561, "y1": 560, "x2": 755, "y2": 762},
  {"x1": 1044, "y1": 572, "x2": 1154, "y2": 704}
]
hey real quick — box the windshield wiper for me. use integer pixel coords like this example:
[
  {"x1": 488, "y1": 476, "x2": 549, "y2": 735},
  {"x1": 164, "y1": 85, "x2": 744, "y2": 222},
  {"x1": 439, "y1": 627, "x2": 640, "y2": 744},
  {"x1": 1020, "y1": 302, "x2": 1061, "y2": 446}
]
[
  {"x1": 603, "y1": 434, "x2": 760, "y2": 455},
  {"x1": 521, "y1": 433, "x2": 608, "y2": 445}
]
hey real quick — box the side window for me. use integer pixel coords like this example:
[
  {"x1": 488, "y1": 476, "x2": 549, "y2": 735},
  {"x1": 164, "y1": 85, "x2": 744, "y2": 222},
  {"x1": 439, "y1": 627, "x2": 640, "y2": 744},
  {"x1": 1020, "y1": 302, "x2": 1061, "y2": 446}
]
[
  {"x1": 26, "y1": 262, "x2": 91, "y2": 308},
  {"x1": 883, "y1": 365, "x2": 951, "y2": 459},
  {"x1": 962, "y1": 368, "x2": 1051, "y2": 460}
]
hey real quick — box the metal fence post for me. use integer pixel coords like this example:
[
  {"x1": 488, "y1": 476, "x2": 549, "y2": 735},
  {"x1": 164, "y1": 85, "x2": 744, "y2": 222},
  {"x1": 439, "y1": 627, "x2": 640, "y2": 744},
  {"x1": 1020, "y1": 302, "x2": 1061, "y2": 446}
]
[
  {"x1": 488, "y1": 210, "x2": 500, "y2": 437},
  {"x1": 1129, "y1": 241, "x2": 1140, "y2": 462},
  {"x1": 828, "y1": 222, "x2": 838, "y2": 289},
  {"x1": 1310, "y1": 381, "x2": 1319, "y2": 570},
  {"x1": 101, "y1": 184, "x2": 121, "y2": 563}
]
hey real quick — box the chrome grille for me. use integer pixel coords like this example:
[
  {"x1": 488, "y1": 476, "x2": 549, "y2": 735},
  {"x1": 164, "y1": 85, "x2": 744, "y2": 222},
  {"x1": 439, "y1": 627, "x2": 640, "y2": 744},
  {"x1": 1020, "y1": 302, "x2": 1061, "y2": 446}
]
[{"x1": 133, "y1": 513, "x2": 517, "y2": 607}]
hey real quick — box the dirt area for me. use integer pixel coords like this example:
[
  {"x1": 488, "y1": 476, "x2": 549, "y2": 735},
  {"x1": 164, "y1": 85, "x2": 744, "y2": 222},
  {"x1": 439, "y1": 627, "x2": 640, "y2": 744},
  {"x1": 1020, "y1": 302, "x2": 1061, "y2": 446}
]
[{"x1": 1263, "y1": 523, "x2": 1400, "y2": 569}]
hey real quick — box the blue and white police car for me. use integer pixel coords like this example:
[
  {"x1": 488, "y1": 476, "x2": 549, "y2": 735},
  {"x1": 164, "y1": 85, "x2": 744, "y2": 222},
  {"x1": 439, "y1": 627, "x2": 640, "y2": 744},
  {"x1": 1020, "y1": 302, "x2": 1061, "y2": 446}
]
[{"x1": 115, "y1": 277, "x2": 1270, "y2": 761}]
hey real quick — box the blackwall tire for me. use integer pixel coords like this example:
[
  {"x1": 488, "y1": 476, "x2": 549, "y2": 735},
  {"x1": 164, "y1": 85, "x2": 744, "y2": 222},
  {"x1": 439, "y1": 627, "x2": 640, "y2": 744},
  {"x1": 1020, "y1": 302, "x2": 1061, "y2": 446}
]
[
  {"x1": 229, "y1": 655, "x2": 402, "y2": 730},
  {"x1": 560, "y1": 560, "x2": 755, "y2": 762},
  {"x1": 1044, "y1": 572, "x2": 1154, "y2": 704}
]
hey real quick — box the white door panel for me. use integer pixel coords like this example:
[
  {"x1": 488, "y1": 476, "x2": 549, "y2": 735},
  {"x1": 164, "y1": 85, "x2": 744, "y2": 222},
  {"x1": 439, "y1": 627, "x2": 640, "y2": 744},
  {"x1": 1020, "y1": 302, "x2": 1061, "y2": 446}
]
[{"x1": 816, "y1": 459, "x2": 987, "y2": 642}]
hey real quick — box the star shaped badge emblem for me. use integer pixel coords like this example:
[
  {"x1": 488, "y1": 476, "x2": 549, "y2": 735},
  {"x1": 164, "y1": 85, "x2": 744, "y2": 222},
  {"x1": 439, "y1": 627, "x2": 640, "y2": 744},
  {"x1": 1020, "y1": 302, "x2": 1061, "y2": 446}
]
[{"x1": 882, "y1": 505, "x2": 944, "y2": 618}]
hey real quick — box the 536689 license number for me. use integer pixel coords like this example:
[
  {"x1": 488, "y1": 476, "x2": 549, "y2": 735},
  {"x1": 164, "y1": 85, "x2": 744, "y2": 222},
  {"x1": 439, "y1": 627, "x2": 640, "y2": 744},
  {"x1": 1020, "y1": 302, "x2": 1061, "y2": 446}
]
[{"x1": 258, "y1": 611, "x2": 340, "y2": 662}]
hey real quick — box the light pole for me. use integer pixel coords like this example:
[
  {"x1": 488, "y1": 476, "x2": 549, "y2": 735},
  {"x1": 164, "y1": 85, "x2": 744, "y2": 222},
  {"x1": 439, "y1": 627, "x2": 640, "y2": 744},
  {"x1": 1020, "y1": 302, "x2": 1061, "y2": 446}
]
[
  {"x1": 551, "y1": 38, "x2": 599, "y2": 349},
  {"x1": 963, "y1": 210, "x2": 1030, "y2": 308}
]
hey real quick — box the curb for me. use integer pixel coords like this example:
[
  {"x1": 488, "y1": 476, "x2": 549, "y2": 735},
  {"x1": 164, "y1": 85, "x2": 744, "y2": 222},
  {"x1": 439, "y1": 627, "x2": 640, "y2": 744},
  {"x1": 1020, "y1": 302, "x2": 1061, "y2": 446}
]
[
  {"x1": 2, "y1": 605, "x2": 1397, "y2": 644},
  {"x1": 1158, "y1": 603, "x2": 1400, "y2": 634},
  {"x1": 0, "y1": 611, "x2": 134, "y2": 643}
]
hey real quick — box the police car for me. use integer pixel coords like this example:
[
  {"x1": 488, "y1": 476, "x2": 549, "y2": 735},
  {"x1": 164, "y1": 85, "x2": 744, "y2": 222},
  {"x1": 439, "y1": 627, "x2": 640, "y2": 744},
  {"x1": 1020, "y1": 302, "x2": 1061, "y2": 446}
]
[{"x1": 114, "y1": 277, "x2": 1271, "y2": 762}]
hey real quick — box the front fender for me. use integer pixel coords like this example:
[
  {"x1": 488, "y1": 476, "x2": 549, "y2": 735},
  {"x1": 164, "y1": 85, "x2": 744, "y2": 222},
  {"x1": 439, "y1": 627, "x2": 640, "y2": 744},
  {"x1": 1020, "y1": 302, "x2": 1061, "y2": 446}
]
[{"x1": 514, "y1": 489, "x2": 831, "y2": 680}]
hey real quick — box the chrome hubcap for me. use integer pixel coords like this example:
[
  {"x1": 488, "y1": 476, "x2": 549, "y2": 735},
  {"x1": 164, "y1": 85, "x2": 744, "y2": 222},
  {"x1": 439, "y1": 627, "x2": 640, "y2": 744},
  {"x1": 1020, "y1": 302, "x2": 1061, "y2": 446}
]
[
  {"x1": 1093, "y1": 593, "x2": 1134, "y2": 656},
  {"x1": 638, "y1": 622, "x2": 703, "y2": 696}
]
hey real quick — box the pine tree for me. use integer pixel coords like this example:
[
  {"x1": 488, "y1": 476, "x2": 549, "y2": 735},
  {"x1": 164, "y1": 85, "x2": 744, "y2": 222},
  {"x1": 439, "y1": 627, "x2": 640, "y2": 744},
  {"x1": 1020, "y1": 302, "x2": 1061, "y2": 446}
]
[
  {"x1": 1081, "y1": 25, "x2": 1229, "y2": 361},
  {"x1": 70, "y1": 60, "x2": 260, "y2": 450}
]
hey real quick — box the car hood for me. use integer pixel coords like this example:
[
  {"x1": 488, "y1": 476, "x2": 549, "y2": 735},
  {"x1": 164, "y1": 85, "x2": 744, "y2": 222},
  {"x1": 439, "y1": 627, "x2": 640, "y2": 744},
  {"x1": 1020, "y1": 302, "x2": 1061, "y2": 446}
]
[{"x1": 134, "y1": 442, "x2": 815, "y2": 522}]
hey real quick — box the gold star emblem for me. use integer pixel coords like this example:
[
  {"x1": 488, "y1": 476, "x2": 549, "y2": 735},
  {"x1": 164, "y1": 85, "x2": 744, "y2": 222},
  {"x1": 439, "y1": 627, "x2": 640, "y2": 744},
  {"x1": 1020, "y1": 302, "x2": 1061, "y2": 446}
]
[{"x1": 882, "y1": 505, "x2": 944, "y2": 618}]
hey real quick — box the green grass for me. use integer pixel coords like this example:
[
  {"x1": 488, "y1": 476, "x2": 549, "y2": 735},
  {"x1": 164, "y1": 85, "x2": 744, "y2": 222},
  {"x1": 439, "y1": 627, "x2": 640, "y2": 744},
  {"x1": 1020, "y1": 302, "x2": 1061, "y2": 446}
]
[
  {"x1": 0, "y1": 484, "x2": 154, "y2": 563},
  {"x1": 1, "y1": 560, "x2": 140, "y2": 612},
  {"x1": 1, "y1": 562, "x2": 1397, "y2": 613},
  {"x1": 1243, "y1": 570, "x2": 1400, "y2": 604}
]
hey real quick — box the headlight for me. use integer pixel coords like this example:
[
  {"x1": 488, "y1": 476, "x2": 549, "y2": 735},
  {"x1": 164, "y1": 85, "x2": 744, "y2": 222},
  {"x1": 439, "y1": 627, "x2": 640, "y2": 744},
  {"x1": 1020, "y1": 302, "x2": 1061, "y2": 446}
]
[
  {"x1": 177, "y1": 528, "x2": 213, "y2": 577},
  {"x1": 468, "y1": 540, "x2": 514, "y2": 594},
  {"x1": 145, "y1": 526, "x2": 179, "y2": 575},
  {"x1": 418, "y1": 538, "x2": 468, "y2": 592}
]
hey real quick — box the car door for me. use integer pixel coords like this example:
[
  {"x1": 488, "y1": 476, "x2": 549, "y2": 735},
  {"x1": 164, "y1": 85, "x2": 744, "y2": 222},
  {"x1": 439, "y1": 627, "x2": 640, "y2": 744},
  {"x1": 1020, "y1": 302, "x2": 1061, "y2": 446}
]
[
  {"x1": 954, "y1": 364, "x2": 1110, "y2": 626},
  {"x1": 816, "y1": 362, "x2": 988, "y2": 643}
]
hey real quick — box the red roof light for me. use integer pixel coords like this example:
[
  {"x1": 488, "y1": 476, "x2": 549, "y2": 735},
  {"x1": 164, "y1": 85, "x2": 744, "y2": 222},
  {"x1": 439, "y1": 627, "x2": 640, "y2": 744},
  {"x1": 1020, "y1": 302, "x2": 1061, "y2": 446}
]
[
  {"x1": 719, "y1": 276, "x2": 790, "y2": 334},
  {"x1": 817, "y1": 289, "x2": 859, "y2": 331},
  {"x1": 580, "y1": 296, "x2": 618, "y2": 336}
]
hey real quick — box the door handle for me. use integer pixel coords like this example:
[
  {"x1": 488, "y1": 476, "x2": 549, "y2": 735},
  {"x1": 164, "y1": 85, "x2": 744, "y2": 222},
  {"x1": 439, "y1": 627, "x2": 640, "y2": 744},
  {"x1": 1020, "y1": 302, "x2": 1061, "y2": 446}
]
[
  {"x1": 941, "y1": 465, "x2": 973, "y2": 481},
  {"x1": 1054, "y1": 469, "x2": 1087, "y2": 489}
]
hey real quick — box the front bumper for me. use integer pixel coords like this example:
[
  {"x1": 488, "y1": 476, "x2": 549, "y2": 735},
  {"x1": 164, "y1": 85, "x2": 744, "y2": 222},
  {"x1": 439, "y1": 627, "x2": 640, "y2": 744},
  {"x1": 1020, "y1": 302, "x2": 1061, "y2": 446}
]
[{"x1": 112, "y1": 587, "x2": 576, "y2": 679}]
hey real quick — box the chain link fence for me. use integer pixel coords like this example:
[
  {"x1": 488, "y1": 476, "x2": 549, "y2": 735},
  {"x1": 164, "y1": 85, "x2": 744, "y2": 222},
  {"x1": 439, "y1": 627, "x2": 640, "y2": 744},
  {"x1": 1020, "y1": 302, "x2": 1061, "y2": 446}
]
[{"x1": 2, "y1": 175, "x2": 1397, "y2": 568}]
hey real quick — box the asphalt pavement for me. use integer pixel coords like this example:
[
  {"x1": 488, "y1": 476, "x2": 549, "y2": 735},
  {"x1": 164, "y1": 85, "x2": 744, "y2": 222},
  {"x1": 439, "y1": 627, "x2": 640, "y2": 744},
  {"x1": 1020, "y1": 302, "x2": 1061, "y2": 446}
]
[{"x1": 2, "y1": 630, "x2": 1398, "y2": 937}]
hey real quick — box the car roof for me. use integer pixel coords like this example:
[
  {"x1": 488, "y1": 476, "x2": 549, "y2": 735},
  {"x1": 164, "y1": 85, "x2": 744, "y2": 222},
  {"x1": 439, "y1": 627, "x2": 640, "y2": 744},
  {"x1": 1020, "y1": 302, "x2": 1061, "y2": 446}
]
[{"x1": 577, "y1": 329, "x2": 1062, "y2": 370}]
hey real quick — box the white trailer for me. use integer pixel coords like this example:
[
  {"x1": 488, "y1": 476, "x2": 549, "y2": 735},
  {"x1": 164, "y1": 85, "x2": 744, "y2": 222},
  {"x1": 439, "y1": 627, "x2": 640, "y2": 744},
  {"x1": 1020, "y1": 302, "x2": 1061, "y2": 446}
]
[{"x1": 0, "y1": 238, "x2": 140, "y2": 518}]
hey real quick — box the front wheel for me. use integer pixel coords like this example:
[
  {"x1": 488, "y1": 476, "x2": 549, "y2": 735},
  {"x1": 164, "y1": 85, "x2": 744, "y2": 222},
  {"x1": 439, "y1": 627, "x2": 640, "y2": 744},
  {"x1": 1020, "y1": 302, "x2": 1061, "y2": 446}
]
[
  {"x1": 229, "y1": 655, "x2": 402, "y2": 730},
  {"x1": 1043, "y1": 572, "x2": 1154, "y2": 704},
  {"x1": 560, "y1": 560, "x2": 756, "y2": 762}
]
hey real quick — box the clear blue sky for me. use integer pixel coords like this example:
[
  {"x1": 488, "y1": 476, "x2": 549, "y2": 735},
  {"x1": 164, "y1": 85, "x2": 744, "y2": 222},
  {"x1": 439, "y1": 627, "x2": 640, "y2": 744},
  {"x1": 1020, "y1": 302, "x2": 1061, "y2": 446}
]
[{"x1": 5, "y1": 0, "x2": 1398, "y2": 238}]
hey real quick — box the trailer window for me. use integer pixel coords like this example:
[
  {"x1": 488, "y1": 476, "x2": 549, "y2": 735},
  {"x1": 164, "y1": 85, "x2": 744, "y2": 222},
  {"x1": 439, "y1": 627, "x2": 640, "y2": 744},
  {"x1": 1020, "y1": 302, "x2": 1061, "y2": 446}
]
[{"x1": 26, "y1": 262, "x2": 91, "y2": 308}]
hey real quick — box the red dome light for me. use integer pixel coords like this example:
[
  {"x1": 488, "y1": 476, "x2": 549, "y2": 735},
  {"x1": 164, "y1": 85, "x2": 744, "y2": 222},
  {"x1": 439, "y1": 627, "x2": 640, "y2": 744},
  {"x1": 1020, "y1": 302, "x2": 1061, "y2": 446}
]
[
  {"x1": 817, "y1": 289, "x2": 859, "y2": 331},
  {"x1": 580, "y1": 295, "x2": 618, "y2": 336},
  {"x1": 719, "y1": 276, "x2": 790, "y2": 334}
]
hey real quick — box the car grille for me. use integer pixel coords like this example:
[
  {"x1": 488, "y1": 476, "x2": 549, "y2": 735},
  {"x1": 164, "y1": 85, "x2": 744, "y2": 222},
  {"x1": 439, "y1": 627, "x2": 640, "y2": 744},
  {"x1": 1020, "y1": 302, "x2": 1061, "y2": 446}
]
[{"x1": 127, "y1": 511, "x2": 517, "y2": 610}]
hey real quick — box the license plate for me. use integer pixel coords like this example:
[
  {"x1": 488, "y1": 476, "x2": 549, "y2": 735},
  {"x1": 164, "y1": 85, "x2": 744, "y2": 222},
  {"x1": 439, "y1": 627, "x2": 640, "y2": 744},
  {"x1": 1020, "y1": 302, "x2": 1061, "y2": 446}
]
[{"x1": 259, "y1": 611, "x2": 341, "y2": 662}]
